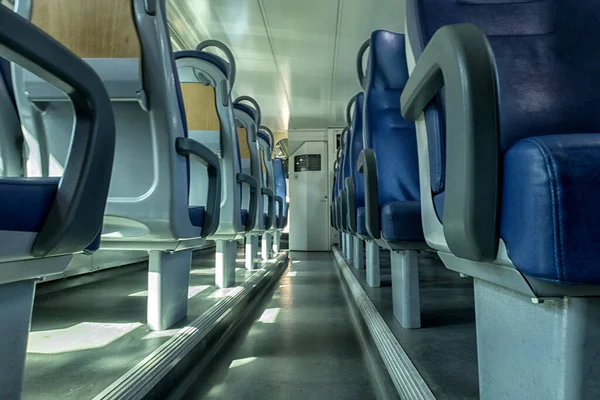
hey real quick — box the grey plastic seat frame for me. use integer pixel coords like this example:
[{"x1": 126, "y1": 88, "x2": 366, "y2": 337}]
[
  {"x1": 402, "y1": 16, "x2": 600, "y2": 396},
  {"x1": 14, "y1": 0, "x2": 222, "y2": 331},
  {"x1": 0, "y1": 6, "x2": 115, "y2": 398},
  {"x1": 258, "y1": 126, "x2": 276, "y2": 260},
  {"x1": 233, "y1": 96, "x2": 266, "y2": 270}
]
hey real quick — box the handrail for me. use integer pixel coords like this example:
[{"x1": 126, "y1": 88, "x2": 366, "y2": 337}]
[
  {"x1": 0, "y1": 7, "x2": 116, "y2": 257},
  {"x1": 196, "y1": 39, "x2": 237, "y2": 88},
  {"x1": 356, "y1": 39, "x2": 370, "y2": 90}
]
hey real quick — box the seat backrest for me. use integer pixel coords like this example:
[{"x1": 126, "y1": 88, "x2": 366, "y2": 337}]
[
  {"x1": 175, "y1": 41, "x2": 245, "y2": 237},
  {"x1": 348, "y1": 93, "x2": 365, "y2": 209},
  {"x1": 233, "y1": 97, "x2": 263, "y2": 232},
  {"x1": 258, "y1": 128, "x2": 275, "y2": 229},
  {"x1": 364, "y1": 30, "x2": 419, "y2": 207},
  {"x1": 406, "y1": 0, "x2": 600, "y2": 198},
  {"x1": 273, "y1": 157, "x2": 287, "y2": 228},
  {"x1": 14, "y1": 0, "x2": 204, "y2": 242}
]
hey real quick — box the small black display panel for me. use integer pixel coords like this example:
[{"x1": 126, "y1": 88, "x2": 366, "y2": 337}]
[{"x1": 294, "y1": 154, "x2": 321, "y2": 172}]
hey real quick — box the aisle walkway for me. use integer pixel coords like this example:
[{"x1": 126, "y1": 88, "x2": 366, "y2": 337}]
[{"x1": 183, "y1": 252, "x2": 380, "y2": 400}]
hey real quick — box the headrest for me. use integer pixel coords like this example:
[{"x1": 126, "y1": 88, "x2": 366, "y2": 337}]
[
  {"x1": 174, "y1": 50, "x2": 230, "y2": 80},
  {"x1": 258, "y1": 131, "x2": 271, "y2": 147},
  {"x1": 367, "y1": 30, "x2": 409, "y2": 90},
  {"x1": 234, "y1": 103, "x2": 258, "y2": 123}
]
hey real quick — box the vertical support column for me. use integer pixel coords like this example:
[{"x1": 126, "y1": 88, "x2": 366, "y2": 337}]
[
  {"x1": 353, "y1": 236, "x2": 365, "y2": 270},
  {"x1": 147, "y1": 250, "x2": 192, "y2": 331},
  {"x1": 272, "y1": 231, "x2": 281, "y2": 254},
  {"x1": 215, "y1": 240, "x2": 237, "y2": 289},
  {"x1": 390, "y1": 250, "x2": 420, "y2": 328},
  {"x1": 262, "y1": 233, "x2": 272, "y2": 261},
  {"x1": 0, "y1": 279, "x2": 35, "y2": 400},
  {"x1": 245, "y1": 235, "x2": 259, "y2": 270},
  {"x1": 366, "y1": 241, "x2": 380, "y2": 287},
  {"x1": 346, "y1": 234, "x2": 354, "y2": 260}
]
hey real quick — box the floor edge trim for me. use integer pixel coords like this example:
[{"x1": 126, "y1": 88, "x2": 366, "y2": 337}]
[
  {"x1": 93, "y1": 252, "x2": 289, "y2": 400},
  {"x1": 332, "y1": 246, "x2": 436, "y2": 400}
]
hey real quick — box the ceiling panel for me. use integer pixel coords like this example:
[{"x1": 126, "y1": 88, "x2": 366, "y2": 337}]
[{"x1": 260, "y1": 0, "x2": 340, "y2": 130}]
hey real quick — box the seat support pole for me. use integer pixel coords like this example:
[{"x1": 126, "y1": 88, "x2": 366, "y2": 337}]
[
  {"x1": 345, "y1": 234, "x2": 354, "y2": 260},
  {"x1": 272, "y1": 231, "x2": 281, "y2": 254},
  {"x1": 215, "y1": 240, "x2": 237, "y2": 289},
  {"x1": 148, "y1": 249, "x2": 192, "y2": 331},
  {"x1": 474, "y1": 279, "x2": 600, "y2": 398},
  {"x1": 261, "y1": 233, "x2": 272, "y2": 261},
  {"x1": 0, "y1": 279, "x2": 35, "y2": 400},
  {"x1": 391, "y1": 250, "x2": 420, "y2": 328},
  {"x1": 245, "y1": 235, "x2": 259, "y2": 270},
  {"x1": 353, "y1": 237, "x2": 365, "y2": 270},
  {"x1": 366, "y1": 241, "x2": 380, "y2": 287}
]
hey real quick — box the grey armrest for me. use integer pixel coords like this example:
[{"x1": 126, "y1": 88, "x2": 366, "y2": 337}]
[
  {"x1": 357, "y1": 149, "x2": 380, "y2": 239},
  {"x1": 0, "y1": 7, "x2": 116, "y2": 257},
  {"x1": 400, "y1": 23, "x2": 500, "y2": 262},
  {"x1": 237, "y1": 172, "x2": 258, "y2": 231},
  {"x1": 340, "y1": 189, "x2": 348, "y2": 232},
  {"x1": 344, "y1": 177, "x2": 357, "y2": 233},
  {"x1": 261, "y1": 187, "x2": 274, "y2": 229},
  {"x1": 274, "y1": 196, "x2": 284, "y2": 227},
  {"x1": 176, "y1": 137, "x2": 222, "y2": 236}
]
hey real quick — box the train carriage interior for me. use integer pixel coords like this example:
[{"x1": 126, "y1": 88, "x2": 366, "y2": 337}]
[{"x1": 0, "y1": 0, "x2": 598, "y2": 399}]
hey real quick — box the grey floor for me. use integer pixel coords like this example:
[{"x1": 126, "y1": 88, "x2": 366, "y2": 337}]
[
  {"x1": 182, "y1": 251, "x2": 381, "y2": 400},
  {"x1": 23, "y1": 247, "x2": 257, "y2": 400},
  {"x1": 348, "y1": 248, "x2": 479, "y2": 400}
]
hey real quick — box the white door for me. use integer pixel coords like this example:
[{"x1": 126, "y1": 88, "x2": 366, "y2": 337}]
[{"x1": 289, "y1": 141, "x2": 329, "y2": 251}]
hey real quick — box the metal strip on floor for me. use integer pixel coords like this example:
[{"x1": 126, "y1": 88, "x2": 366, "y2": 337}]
[
  {"x1": 93, "y1": 252, "x2": 289, "y2": 400},
  {"x1": 333, "y1": 247, "x2": 436, "y2": 400}
]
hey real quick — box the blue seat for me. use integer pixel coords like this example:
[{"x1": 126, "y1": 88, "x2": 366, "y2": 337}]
[
  {"x1": 361, "y1": 30, "x2": 422, "y2": 246},
  {"x1": 402, "y1": 0, "x2": 600, "y2": 396},
  {"x1": 345, "y1": 93, "x2": 365, "y2": 235},
  {"x1": 189, "y1": 206, "x2": 205, "y2": 228},
  {"x1": 273, "y1": 158, "x2": 287, "y2": 230},
  {"x1": 0, "y1": 178, "x2": 59, "y2": 232}
]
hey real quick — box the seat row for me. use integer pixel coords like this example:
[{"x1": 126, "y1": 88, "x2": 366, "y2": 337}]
[
  {"x1": 0, "y1": 1, "x2": 287, "y2": 398},
  {"x1": 333, "y1": 0, "x2": 600, "y2": 397}
]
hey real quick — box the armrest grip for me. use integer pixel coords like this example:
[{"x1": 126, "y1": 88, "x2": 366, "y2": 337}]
[
  {"x1": 237, "y1": 173, "x2": 258, "y2": 231},
  {"x1": 357, "y1": 149, "x2": 380, "y2": 239},
  {"x1": 274, "y1": 196, "x2": 284, "y2": 228},
  {"x1": 400, "y1": 23, "x2": 500, "y2": 261},
  {"x1": 261, "y1": 187, "x2": 274, "y2": 229},
  {"x1": 176, "y1": 137, "x2": 222, "y2": 236},
  {"x1": 344, "y1": 176, "x2": 357, "y2": 233},
  {"x1": 0, "y1": 8, "x2": 117, "y2": 257}
]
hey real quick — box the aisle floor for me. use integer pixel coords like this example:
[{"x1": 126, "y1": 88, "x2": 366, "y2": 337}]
[{"x1": 182, "y1": 252, "x2": 381, "y2": 400}]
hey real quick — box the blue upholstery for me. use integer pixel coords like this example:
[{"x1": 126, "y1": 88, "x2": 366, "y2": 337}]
[
  {"x1": 234, "y1": 103, "x2": 258, "y2": 123},
  {"x1": 357, "y1": 207, "x2": 367, "y2": 235},
  {"x1": 174, "y1": 51, "x2": 230, "y2": 80},
  {"x1": 409, "y1": 0, "x2": 600, "y2": 195},
  {"x1": 273, "y1": 158, "x2": 287, "y2": 223},
  {"x1": 0, "y1": 178, "x2": 59, "y2": 232},
  {"x1": 409, "y1": 0, "x2": 600, "y2": 282},
  {"x1": 189, "y1": 206, "x2": 205, "y2": 228},
  {"x1": 241, "y1": 209, "x2": 248, "y2": 227},
  {"x1": 348, "y1": 93, "x2": 365, "y2": 212},
  {"x1": 84, "y1": 230, "x2": 102, "y2": 253},
  {"x1": 258, "y1": 131, "x2": 271, "y2": 147},
  {"x1": 501, "y1": 135, "x2": 600, "y2": 284},
  {"x1": 363, "y1": 30, "x2": 420, "y2": 242},
  {"x1": 380, "y1": 202, "x2": 424, "y2": 242}
]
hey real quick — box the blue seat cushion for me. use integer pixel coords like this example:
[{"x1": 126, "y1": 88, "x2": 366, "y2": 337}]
[
  {"x1": 241, "y1": 209, "x2": 248, "y2": 227},
  {"x1": 357, "y1": 207, "x2": 367, "y2": 235},
  {"x1": 501, "y1": 134, "x2": 600, "y2": 284},
  {"x1": 174, "y1": 51, "x2": 230, "y2": 80},
  {"x1": 380, "y1": 201, "x2": 424, "y2": 242},
  {"x1": 189, "y1": 206, "x2": 205, "y2": 228},
  {"x1": 0, "y1": 178, "x2": 59, "y2": 232}
]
